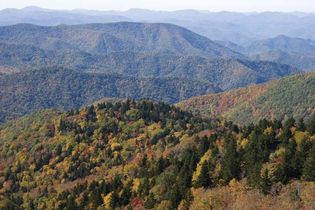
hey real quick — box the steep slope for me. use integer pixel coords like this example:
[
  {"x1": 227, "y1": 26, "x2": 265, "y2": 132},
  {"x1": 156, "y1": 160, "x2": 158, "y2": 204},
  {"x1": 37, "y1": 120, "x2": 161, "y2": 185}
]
[
  {"x1": 178, "y1": 72, "x2": 315, "y2": 124},
  {"x1": 0, "y1": 68, "x2": 219, "y2": 123},
  {"x1": 0, "y1": 100, "x2": 314, "y2": 209}
]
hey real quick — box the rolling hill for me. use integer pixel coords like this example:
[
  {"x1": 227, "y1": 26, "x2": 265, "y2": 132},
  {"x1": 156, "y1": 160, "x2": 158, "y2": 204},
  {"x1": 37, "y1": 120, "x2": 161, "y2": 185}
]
[
  {"x1": 0, "y1": 99, "x2": 314, "y2": 209},
  {"x1": 217, "y1": 35, "x2": 315, "y2": 71},
  {"x1": 178, "y1": 72, "x2": 315, "y2": 125},
  {"x1": 0, "y1": 68, "x2": 219, "y2": 124},
  {"x1": 245, "y1": 35, "x2": 315, "y2": 54},
  {"x1": 0, "y1": 22, "x2": 241, "y2": 58},
  {"x1": 245, "y1": 35, "x2": 315, "y2": 71},
  {"x1": 0, "y1": 23, "x2": 300, "y2": 90},
  {"x1": 0, "y1": 41, "x2": 299, "y2": 90}
]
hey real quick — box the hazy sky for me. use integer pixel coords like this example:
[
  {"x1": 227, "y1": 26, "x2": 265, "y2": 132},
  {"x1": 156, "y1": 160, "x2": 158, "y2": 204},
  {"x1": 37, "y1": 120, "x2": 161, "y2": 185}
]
[{"x1": 1, "y1": 0, "x2": 315, "y2": 12}]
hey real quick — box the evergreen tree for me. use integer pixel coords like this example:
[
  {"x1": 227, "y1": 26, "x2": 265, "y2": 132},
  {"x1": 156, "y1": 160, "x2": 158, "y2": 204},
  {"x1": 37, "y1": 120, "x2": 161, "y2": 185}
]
[
  {"x1": 155, "y1": 157, "x2": 165, "y2": 175},
  {"x1": 306, "y1": 115, "x2": 315, "y2": 135},
  {"x1": 244, "y1": 131, "x2": 270, "y2": 187},
  {"x1": 284, "y1": 117, "x2": 295, "y2": 129},
  {"x1": 221, "y1": 136, "x2": 240, "y2": 183},
  {"x1": 88, "y1": 189, "x2": 102, "y2": 209},
  {"x1": 260, "y1": 169, "x2": 272, "y2": 195},
  {"x1": 194, "y1": 161, "x2": 211, "y2": 188},
  {"x1": 169, "y1": 184, "x2": 182, "y2": 209},
  {"x1": 275, "y1": 140, "x2": 302, "y2": 183},
  {"x1": 120, "y1": 181, "x2": 132, "y2": 206},
  {"x1": 86, "y1": 105, "x2": 97, "y2": 122},
  {"x1": 66, "y1": 195, "x2": 77, "y2": 210},
  {"x1": 303, "y1": 143, "x2": 315, "y2": 181},
  {"x1": 144, "y1": 193, "x2": 156, "y2": 209},
  {"x1": 197, "y1": 136, "x2": 209, "y2": 157},
  {"x1": 297, "y1": 118, "x2": 306, "y2": 131}
]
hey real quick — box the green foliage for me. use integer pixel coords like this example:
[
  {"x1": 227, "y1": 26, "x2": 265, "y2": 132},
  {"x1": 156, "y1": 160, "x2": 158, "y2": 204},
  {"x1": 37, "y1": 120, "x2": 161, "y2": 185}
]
[
  {"x1": 303, "y1": 144, "x2": 315, "y2": 181},
  {"x1": 0, "y1": 23, "x2": 301, "y2": 124},
  {"x1": 0, "y1": 68, "x2": 218, "y2": 124},
  {"x1": 0, "y1": 100, "x2": 314, "y2": 209},
  {"x1": 194, "y1": 161, "x2": 211, "y2": 188},
  {"x1": 221, "y1": 136, "x2": 240, "y2": 183},
  {"x1": 179, "y1": 72, "x2": 315, "y2": 125}
]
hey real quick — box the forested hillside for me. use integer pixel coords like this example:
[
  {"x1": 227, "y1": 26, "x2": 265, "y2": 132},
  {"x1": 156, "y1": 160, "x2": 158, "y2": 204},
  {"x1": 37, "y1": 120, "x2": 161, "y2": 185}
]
[
  {"x1": 0, "y1": 22, "x2": 241, "y2": 58},
  {"x1": 0, "y1": 23, "x2": 298, "y2": 88},
  {"x1": 0, "y1": 22, "x2": 301, "y2": 124},
  {"x1": 245, "y1": 35, "x2": 315, "y2": 71},
  {"x1": 0, "y1": 68, "x2": 220, "y2": 124},
  {"x1": 0, "y1": 100, "x2": 314, "y2": 209},
  {"x1": 0, "y1": 6, "x2": 315, "y2": 210},
  {"x1": 178, "y1": 72, "x2": 315, "y2": 125}
]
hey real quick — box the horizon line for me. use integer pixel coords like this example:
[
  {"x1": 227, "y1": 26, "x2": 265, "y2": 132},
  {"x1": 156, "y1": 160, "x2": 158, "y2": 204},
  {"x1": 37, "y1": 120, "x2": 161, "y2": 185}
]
[{"x1": 0, "y1": 5, "x2": 314, "y2": 14}]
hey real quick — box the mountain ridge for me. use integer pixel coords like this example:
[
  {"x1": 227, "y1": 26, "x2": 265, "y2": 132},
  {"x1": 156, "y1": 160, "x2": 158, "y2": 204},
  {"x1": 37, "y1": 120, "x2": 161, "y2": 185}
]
[
  {"x1": 178, "y1": 72, "x2": 315, "y2": 124},
  {"x1": 0, "y1": 68, "x2": 220, "y2": 124}
]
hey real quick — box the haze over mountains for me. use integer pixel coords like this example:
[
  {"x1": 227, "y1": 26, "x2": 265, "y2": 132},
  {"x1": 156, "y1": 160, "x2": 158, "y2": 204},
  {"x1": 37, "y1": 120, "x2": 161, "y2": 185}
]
[
  {"x1": 218, "y1": 35, "x2": 315, "y2": 71},
  {"x1": 0, "y1": 4, "x2": 315, "y2": 210},
  {"x1": 2, "y1": 7, "x2": 315, "y2": 71},
  {"x1": 2, "y1": 7, "x2": 315, "y2": 43},
  {"x1": 0, "y1": 6, "x2": 314, "y2": 125},
  {"x1": 0, "y1": 21, "x2": 302, "y2": 123}
]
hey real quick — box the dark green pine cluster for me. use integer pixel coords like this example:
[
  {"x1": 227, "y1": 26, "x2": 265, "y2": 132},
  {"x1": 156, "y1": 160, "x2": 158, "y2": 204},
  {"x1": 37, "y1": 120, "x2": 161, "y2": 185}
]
[{"x1": 0, "y1": 100, "x2": 314, "y2": 209}]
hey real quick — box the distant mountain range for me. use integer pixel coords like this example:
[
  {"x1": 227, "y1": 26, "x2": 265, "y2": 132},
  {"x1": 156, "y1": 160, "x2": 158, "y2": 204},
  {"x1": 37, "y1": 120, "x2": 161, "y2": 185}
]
[
  {"x1": 1, "y1": 7, "x2": 315, "y2": 44},
  {"x1": 218, "y1": 35, "x2": 315, "y2": 71},
  {"x1": 0, "y1": 22, "x2": 304, "y2": 124},
  {"x1": 178, "y1": 72, "x2": 315, "y2": 124},
  {"x1": 2, "y1": 7, "x2": 315, "y2": 71},
  {"x1": 0, "y1": 22, "x2": 299, "y2": 84}
]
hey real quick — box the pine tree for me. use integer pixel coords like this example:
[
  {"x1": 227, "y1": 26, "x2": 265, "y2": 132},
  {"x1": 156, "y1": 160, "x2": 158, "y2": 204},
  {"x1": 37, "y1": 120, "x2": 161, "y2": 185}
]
[
  {"x1": 120, "y1": 181, "x2": 132, "y2": 206},
  {"x1": 260, "y1": 169, "x2": 272, "y2": 195},
  {"x1": 303, "y1": 143, "x2": 315, "y2": 181},
  {"x1": 145, "y1": 193, "x2": 156, "y2": 209},
  {"x1": 86, "y1": 105, "x2": 97, "y2": 122},
  {"x1": 221, "y1": 137, "x2": 240, "y2": 183},
  {"x1": 197, "y1": 136, "x2": 209, "y2": 157},
  {"x1": 154, "y1": 157, "x2": 165, "y2": 175},
  {"x1": 244, "y1": 132, "x2": 270, "y2": 187},
  {"x1": 66, "y1": 195, "x2": 77, "y2": 210},
  {"x1": 276, "y1": 140, "x2": 298, "y2": 183},
  {"x1": 297, "y1": 118, "x2": 306, "y2": 131},
  {"x1": 194, "y1": 161, "x2": 211, "y2": 188},
  {"x1": 169, "y1": 184, "x2": 182, "y2": 209},
  {"x1": 306, "y1": 115, "x2": 315, "y2": 135}
]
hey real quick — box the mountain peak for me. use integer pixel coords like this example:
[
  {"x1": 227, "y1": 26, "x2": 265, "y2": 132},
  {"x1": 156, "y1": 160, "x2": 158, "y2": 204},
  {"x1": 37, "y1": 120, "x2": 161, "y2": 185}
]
[{"x1": 22, "y1": 6, "x2": 45, "y2": 11}]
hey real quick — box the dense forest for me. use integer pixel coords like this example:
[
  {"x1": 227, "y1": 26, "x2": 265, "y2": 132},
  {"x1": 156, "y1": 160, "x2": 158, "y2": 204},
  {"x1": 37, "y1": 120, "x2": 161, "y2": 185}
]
[
  {"x1": 178, "y1": 72, "x2": 315, "y2": 125},
  {"x1": 0, "y1": 68, "x2": 219, "y2": 124},
  {"x1": 0, "y1": 22, "x2": 302, "y2": 125},
  {"x1": 0, "y1": 100, "x2": 314, "y2": 209}
]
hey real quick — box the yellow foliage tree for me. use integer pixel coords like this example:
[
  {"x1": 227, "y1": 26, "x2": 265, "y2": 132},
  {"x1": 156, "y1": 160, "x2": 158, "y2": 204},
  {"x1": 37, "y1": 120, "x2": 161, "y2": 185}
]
[
  {"x1": 192, "y1": 150, "x2": 212, "y2": 184},
  {"x1": 103, "y1": 192, "x2": 113, "y2": 209}
]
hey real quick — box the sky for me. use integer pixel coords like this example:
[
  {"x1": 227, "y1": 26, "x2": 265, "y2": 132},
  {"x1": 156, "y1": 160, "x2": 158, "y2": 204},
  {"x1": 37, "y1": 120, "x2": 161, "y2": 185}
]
[{"x1": 1, "y1": 0, "x2": 315, "y2": 12}]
